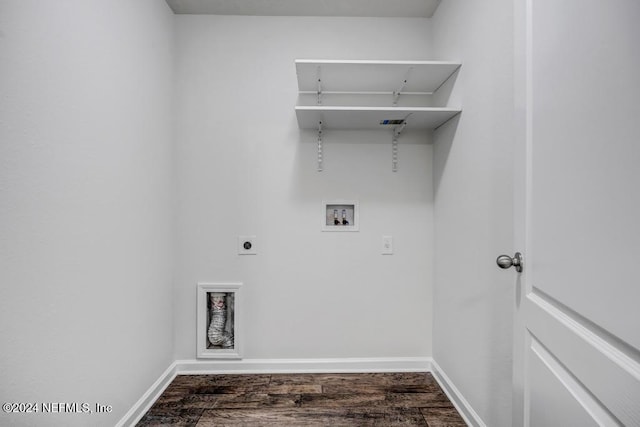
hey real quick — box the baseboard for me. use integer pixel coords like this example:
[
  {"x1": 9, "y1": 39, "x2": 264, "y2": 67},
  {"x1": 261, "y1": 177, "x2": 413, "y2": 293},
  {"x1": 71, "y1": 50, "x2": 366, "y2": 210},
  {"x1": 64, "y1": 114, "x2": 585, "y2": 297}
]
[
  {"x1": 430, "y1": 359, "x2": 486, "y2": 427},
  {"x1": 175, "y1": 356, "x2": 432, "y2": 374},
  {"x1": 115, "y1": 361, "x2": 178, "y2": 427}
]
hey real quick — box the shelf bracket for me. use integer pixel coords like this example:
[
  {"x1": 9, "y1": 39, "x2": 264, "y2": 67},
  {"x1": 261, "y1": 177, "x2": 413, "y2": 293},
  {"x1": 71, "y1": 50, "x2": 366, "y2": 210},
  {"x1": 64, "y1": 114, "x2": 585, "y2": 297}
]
[
  {"x1": 316, "y1": 66, "x2": 322, "y2": 105},
  {"x1": 317, "y1": 120, "x2": 323, "y2": 172},
  {"x1": 392, "y1": 67, "x2": 413, "y2": 106},
  {"x1": 392, "y1": 138, "x2": 398, "y2": 172},
  {"x1": 391, "y1": 121, "x2": 406, "y2": 172}
]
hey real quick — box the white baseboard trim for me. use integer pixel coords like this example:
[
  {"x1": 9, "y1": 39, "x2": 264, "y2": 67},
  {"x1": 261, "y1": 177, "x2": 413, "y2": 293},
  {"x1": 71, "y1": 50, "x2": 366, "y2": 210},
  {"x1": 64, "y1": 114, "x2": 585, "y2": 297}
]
[
  {"x1": 115, "y1": 361, "x2": 178, "y2": 427},
  {"x1": 430, "y1": 359, "x2": 486, "y2": 427},
  {"x1": 175, "y1": 357, "x2": 432, "y2": 374}
]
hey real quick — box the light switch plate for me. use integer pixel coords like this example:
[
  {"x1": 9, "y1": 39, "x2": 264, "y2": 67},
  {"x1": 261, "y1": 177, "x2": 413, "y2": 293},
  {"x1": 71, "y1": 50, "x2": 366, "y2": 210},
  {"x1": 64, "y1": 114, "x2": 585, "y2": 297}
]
[
  {"x1": 238, "y1": 236, "x2": 257, "y2": 255},
  {"x1": 382, "y1": 235, "x2": 393, "y2": 255}
]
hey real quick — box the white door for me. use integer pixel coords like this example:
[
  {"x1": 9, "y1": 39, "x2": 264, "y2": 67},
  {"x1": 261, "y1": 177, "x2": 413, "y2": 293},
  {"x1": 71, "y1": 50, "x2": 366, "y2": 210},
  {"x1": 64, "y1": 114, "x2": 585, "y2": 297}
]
[{"x1": 511, "y1": 1, "x2": 640, "y2": 426}]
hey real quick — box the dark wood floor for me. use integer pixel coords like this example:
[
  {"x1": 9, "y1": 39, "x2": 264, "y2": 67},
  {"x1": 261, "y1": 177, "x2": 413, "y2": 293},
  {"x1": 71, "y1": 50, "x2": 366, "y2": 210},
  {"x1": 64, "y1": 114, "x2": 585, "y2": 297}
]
[{"x1": 136, "y1": 372, "x2": 467, "y2": 426}]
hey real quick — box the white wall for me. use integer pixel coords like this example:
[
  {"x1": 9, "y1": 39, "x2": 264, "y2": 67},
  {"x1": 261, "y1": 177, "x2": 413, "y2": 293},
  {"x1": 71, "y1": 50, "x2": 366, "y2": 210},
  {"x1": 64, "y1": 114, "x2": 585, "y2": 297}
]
[
  {"x1": 0, "y1": 2, "x2": 522, "y2": 423},
  {"x1": 431, "y1": 1, "x2": 515, "y2": 426},
  {"x1": 173, "y1": 16, "x2": 435, "y2": 360},
  {"x1": 0, "y1": 1, "x2": 174, "y2": 426}
]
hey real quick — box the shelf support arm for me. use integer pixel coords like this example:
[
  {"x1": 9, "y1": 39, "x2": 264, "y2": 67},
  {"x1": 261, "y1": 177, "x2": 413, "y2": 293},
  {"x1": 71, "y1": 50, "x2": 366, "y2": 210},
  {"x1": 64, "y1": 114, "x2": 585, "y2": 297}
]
[
  {"x1": 317, "y1": 121, "x2": 323, "y2": 172},
  {"x1": 392, "y1": 67, "x2": 413, "y2": 106},
  {"x1": 316, "y1": 66, "x2": 322, "y2": 105},
  {"x1": 392, "y1": 80, "x2": 407, "y2": 106}
]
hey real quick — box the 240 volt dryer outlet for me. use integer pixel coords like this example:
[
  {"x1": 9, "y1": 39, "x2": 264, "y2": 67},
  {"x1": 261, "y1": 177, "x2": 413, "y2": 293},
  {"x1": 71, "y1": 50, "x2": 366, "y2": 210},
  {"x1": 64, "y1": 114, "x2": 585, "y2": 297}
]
[{"x1": 238, "y1": 236, "x2": 257, "y2": 255}]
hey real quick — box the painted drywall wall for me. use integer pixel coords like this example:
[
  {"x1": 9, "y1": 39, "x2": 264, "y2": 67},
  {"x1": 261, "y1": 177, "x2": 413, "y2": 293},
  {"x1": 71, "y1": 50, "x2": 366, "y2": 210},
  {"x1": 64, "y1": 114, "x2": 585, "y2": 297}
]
[
  {"x1": 431, "y1": 1, "x2": 515, "y2": 426},
  {"x1": 0, "y1": 1, "x2": 174, "y2": 426},
  {"x1": 173, "y1": 16, "x2": 435, "y2": 360}
]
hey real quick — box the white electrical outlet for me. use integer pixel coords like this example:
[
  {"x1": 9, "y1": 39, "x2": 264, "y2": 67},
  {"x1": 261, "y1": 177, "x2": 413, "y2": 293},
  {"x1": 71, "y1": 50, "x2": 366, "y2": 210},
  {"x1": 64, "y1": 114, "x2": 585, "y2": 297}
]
[
  {"x1": 238, "y1": 236, "x2": 257, "y2": 255},
  {"x1": 382, "y1": 235, "x2": 393, "y2": 255}
]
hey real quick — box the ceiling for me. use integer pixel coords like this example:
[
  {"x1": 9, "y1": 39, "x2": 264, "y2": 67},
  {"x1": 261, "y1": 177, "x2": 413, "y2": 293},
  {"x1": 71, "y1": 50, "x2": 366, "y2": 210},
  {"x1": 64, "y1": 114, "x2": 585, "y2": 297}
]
[{"x1": 165, "y1": 0, "x2": 442, "y2": 18}]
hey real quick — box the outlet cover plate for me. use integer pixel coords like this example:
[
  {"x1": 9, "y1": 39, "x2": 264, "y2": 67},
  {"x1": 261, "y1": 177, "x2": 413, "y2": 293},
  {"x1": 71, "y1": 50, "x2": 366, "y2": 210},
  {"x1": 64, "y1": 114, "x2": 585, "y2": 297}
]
[{"x1": 238, "y1": 236, "x2": 257, "y2": 255}]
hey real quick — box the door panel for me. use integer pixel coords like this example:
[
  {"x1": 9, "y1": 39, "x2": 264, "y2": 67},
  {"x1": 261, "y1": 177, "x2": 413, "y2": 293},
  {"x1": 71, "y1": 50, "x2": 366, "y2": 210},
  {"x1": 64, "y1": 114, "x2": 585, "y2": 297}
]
[
  {"x1": 530, "y1": 0, "x2": 640, "y2": 351},
  {"x1": 526, "y1": 293, "x2": 640, "y2": 425},
  {"x1": 513, "y1": 1, "x2": 640, "y2": 425},
  {"x1": 529, "y1": 341, "x2": 601, "y2": 427}
]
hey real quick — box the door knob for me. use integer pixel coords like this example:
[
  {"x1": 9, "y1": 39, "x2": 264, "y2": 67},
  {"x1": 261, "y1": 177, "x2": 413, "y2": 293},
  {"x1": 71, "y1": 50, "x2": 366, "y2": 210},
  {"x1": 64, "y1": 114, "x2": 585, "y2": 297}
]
[{"x1": 496, "y1": 252, "x2": 523, "y2": 273}]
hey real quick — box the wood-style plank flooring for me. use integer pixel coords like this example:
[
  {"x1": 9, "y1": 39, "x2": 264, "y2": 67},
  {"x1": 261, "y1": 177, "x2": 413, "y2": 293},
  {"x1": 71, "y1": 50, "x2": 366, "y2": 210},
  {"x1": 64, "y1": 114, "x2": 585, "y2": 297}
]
[{"x1": 137, "y1": 372, "x2": 467, "y2": 426}]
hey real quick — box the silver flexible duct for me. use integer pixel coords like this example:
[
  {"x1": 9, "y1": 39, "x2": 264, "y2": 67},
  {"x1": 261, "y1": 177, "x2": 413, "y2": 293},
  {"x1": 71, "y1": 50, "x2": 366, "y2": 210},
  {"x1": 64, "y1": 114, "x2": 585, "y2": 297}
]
[{"x1": 208, "y1": 293, "x2": 234, "y2": 348}]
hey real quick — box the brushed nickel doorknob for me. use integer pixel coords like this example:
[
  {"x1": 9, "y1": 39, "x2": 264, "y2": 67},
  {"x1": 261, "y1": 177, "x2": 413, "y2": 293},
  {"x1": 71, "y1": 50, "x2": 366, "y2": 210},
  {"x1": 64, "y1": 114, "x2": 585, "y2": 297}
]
[{"x1": 496, "y1": 252, "x2": 523, "y2": 273}]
